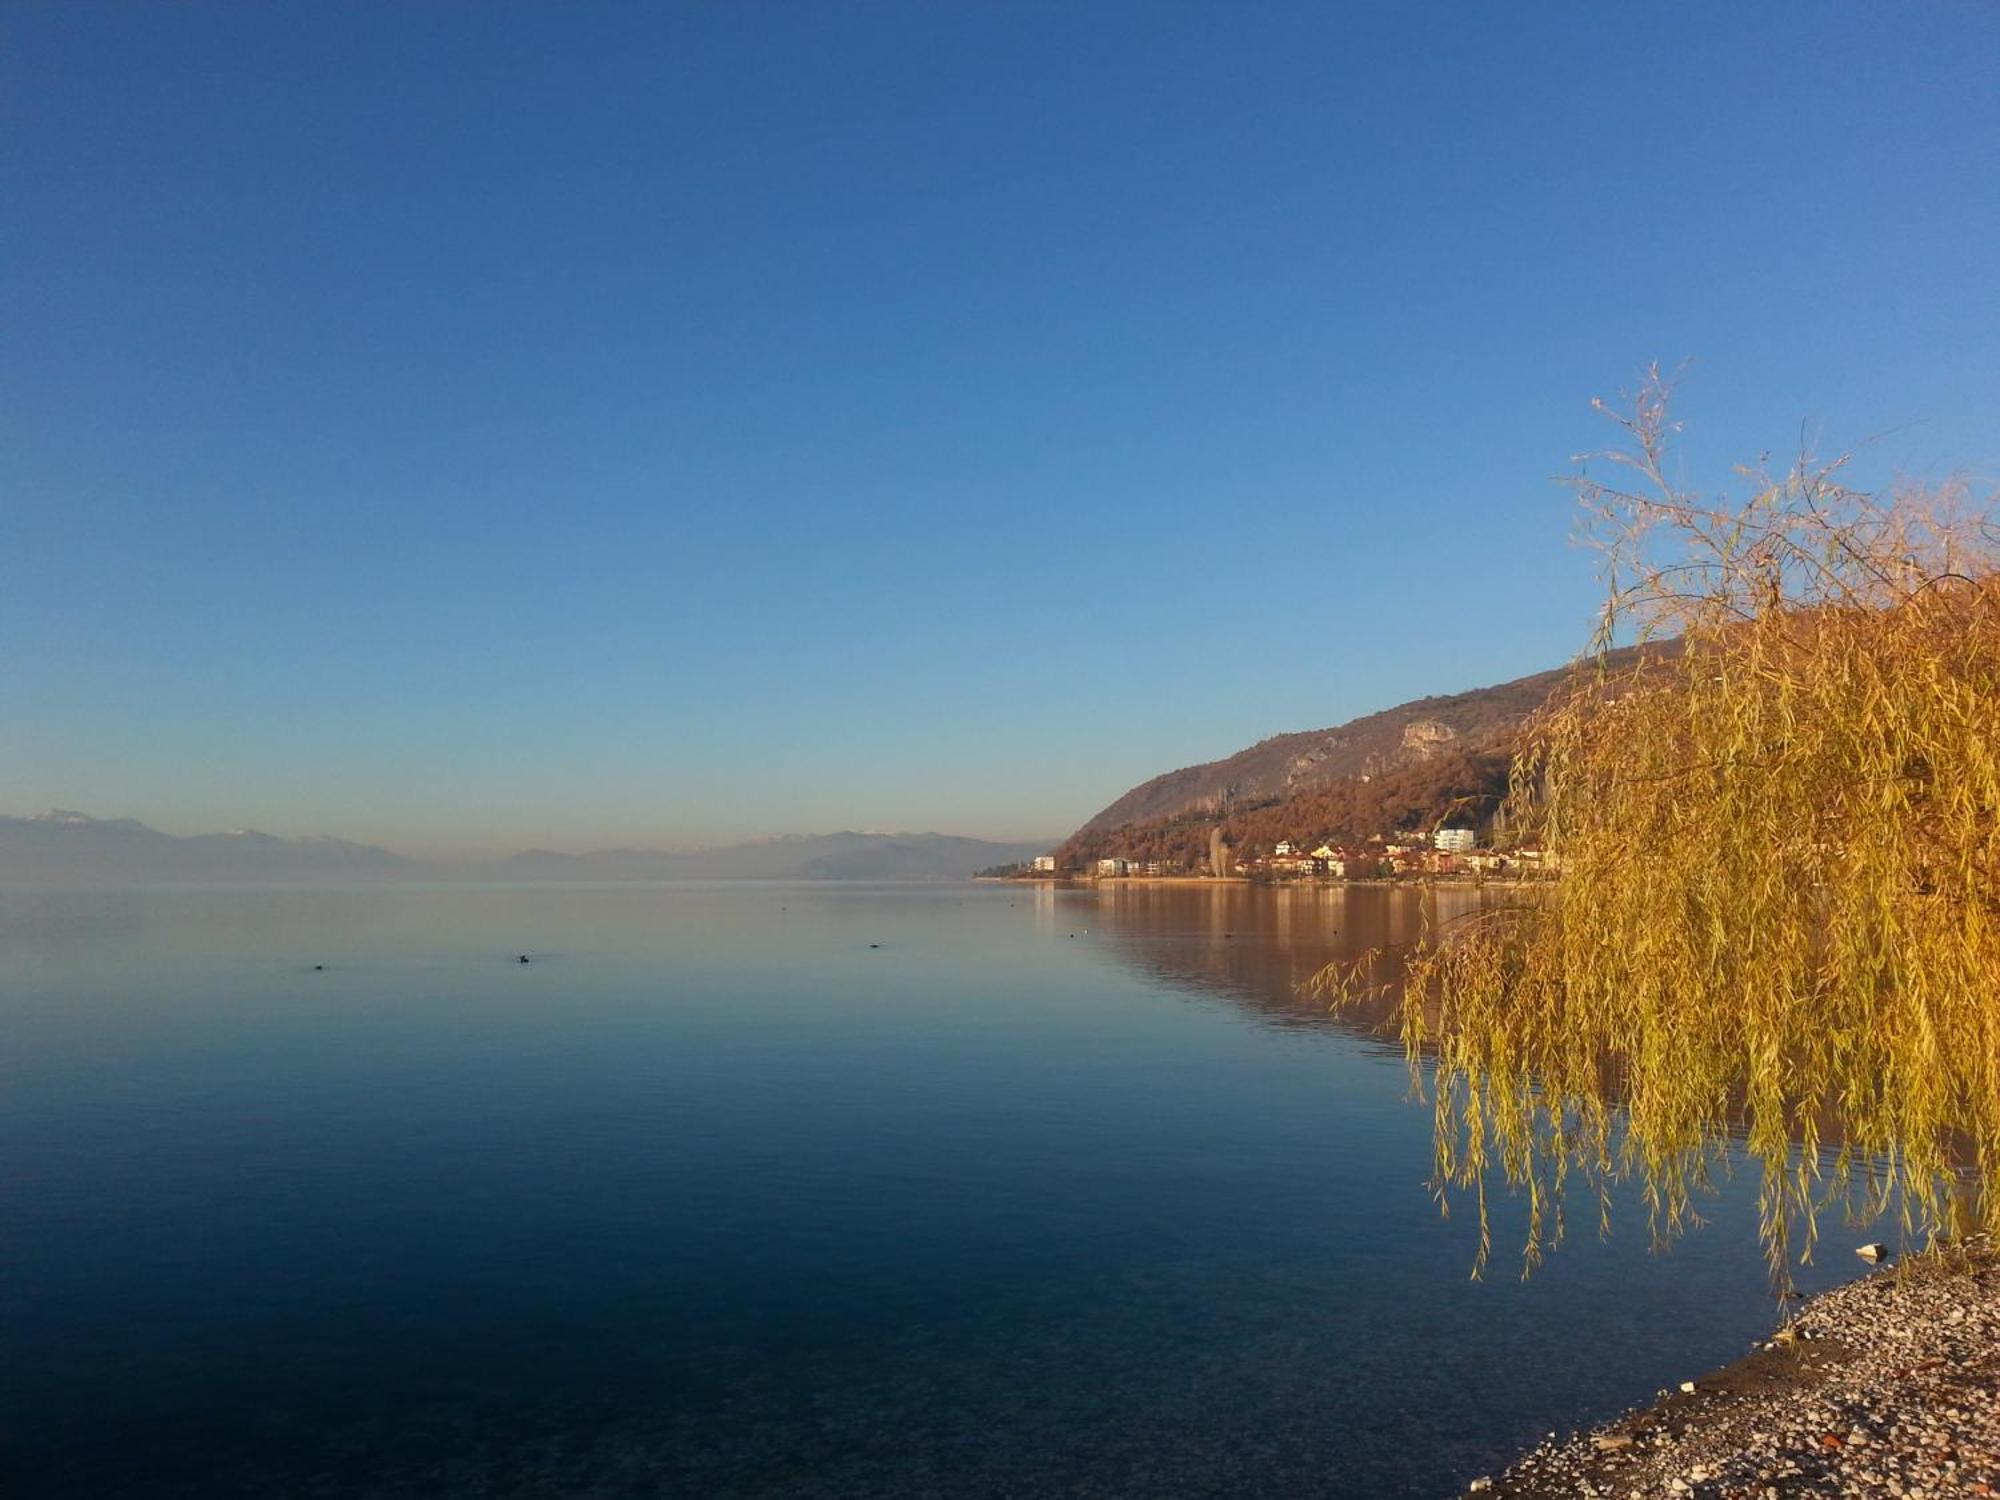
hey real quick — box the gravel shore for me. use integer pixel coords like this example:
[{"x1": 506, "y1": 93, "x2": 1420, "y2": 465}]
[{"x1": 1467, "y1": 1240, "x2": 1999, "y2": 1499}]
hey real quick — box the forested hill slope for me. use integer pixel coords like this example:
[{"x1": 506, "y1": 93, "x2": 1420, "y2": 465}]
[{"x1": 1063, "y1": 645, "x2": 1661, "y2": 861}]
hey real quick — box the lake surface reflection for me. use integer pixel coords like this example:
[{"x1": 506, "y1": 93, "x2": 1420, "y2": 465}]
[{"x1": 0, "y1": 882, "x2": 1852, "y2": 1498}]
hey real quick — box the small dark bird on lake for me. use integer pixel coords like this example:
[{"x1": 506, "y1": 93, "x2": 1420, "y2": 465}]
[
  {"x1": 312, "y1": 964, "x2": 325, "y2": 971},
  {"x1": 517, "y1": 954, "x2": 530, "y2": 964}
]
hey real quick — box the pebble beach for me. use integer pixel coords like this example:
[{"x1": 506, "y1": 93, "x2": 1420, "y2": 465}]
[{"x1": 1472, "y1": 1241, "x2": 1999, "y2": 1499}]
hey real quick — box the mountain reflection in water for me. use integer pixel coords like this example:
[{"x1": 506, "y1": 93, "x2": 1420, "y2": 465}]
[
  {"x1": 1074, "y1": 880, "x2": 1979, "y2": 1288},
  {"x1": 1060, "y1": 879, "x2": 1483, "y2": 1037}
]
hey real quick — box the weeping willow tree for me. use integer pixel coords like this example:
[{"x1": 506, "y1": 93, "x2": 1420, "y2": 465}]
[{"x1": 1326, "y1": 370, "x2": 2000, "y2": 1283}]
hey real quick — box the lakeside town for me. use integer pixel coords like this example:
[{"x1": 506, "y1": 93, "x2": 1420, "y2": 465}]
[{"x1": 1012, "y1": 826, "x2": 1550, "y2": 882}]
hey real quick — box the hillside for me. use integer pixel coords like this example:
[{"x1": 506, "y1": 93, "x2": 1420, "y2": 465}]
[
  {"x1": 1058, "y1": 749, "x2": 1515, "y2": 869},
  {"x1": 1060, "y1": 646, "x2": 1661, "y2": 866}
]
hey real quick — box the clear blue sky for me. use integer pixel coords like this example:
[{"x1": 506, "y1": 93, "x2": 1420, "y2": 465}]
[{"x1": 4, "y1": 3, "x2": 1995, "y2": 856}]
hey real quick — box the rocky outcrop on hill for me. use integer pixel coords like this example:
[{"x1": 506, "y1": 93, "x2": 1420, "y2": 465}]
[{"x1": 1400, "y1": 718, "x2": 1458, "y2": 756}]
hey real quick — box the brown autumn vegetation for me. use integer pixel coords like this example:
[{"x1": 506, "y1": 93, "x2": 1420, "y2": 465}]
[
  {"x1": 1072, "y1": 670, "x2": 1595, "y2": 838},
  {"x1": 1057, "y1": 748, "x2": 1513, "y2": 869}
]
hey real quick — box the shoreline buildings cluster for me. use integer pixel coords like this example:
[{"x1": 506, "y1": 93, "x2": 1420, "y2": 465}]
[{"x1": 1030, "y1": 828, "x2": 1548, "y2": 882}]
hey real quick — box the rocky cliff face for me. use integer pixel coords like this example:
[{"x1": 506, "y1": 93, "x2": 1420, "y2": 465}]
[{"x1": 1399, "y1": 719, "x2": 1458, "y2": 756}]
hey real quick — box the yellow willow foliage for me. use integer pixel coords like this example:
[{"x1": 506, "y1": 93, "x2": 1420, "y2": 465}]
[{"x1": 1323, "y1": 372, "x2": 2000, "y2": 1286}]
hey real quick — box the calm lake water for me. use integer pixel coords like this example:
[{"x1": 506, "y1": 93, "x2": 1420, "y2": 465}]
[{"x1": 0, "y1": 882, "x2": 1855, "y2": 1498}]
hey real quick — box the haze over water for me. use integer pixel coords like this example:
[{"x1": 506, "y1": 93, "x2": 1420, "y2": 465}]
[{"x1": 2, "y1": 882, "x2": 1853, "y2": 1498}]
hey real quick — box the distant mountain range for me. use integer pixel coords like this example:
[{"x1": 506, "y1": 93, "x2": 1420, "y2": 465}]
[
  {"x1": 0, "y1": 810, "x2": 421, "y2": 885},
  {"x1": 0, "y1": 812, "x2": 1051, "y2": 886},
  {"x1": 488, "y1": 831, "x2": 1048, "y2": 882}
]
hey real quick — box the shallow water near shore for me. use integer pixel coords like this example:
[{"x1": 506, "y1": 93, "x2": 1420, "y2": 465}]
[{"x1": 0, "y1": 882, "x2": 1861, "y2": 1498}]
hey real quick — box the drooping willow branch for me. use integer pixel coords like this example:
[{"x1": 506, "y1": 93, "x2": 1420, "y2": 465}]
[{"x1": 1317, "y1": 370, "x2": 2000, "y2": 1287}]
